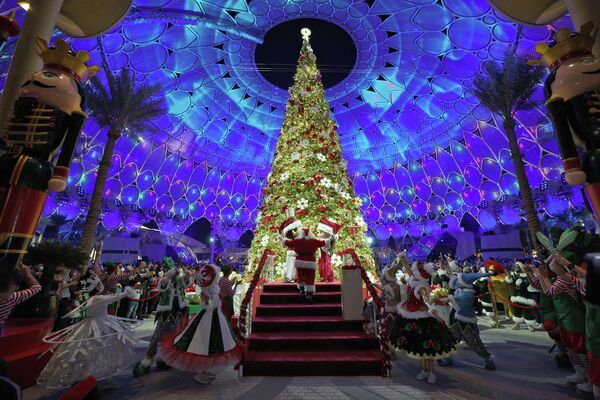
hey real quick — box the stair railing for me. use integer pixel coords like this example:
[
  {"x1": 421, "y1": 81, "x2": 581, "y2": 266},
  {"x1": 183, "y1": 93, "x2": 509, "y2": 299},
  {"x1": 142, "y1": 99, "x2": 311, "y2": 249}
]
[
  {"x1": 238, "y1": 249, "x2": 274, "y2": 341},
  {"x1": 337, "y1": 248, "x2": 392, "y2": 377}
]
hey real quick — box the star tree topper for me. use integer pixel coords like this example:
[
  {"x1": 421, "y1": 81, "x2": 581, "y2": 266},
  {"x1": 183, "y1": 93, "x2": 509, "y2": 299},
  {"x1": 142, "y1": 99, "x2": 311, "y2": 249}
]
[{"x1": 301, "y1": 27, "x2": 311, "y2": 42}]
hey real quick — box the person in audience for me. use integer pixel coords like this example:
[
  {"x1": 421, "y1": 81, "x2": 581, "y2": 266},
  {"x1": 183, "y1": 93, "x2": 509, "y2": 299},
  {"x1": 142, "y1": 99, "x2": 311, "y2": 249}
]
[
  {"x1": 218, "y1": 265, "x2": 239, "y2": 319},
  {"x1": 0, "y1": 262, "x2": 41, "y2": 332},
  {"x1": 125, "y1": 280, "x2": 143, "y2": 320},
  {"x1": 95, "y1": 263, "x2": 137, "y2": 315}
]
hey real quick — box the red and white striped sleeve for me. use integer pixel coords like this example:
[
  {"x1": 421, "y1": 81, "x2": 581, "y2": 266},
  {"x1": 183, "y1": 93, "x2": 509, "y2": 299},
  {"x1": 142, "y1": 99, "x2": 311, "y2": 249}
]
[
  {"x1": 529, "y1": 275, "x2": 541, "y2": 290},
  {"x1": 547, "y1": 277, "x2": 579, "y2": 300},
  {"x1": 11, "y1": 284, "x2": 42, "y2": 304},
  {"x1": 568, "y1": 274, "x2": 586, "y2": 297}
]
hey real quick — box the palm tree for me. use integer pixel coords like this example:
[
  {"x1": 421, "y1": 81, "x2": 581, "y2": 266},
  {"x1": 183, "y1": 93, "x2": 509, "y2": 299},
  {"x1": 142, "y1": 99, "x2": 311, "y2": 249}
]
[
  {"x1": 471, "y1": 50, "x2": 545, "y2": 252},
  {"x1": 79, "y1": 38, "x2": 163, "y2": 256},
  {"x1": 23, "y1": 241, "x2": 88, "y2": 317},
  {"x1": 44, "y1": 213, "x2": 68, "y2": 241}
]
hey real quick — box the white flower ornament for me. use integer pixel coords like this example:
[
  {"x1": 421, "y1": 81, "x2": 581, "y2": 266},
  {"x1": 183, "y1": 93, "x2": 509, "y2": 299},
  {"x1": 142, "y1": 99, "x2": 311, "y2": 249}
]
[{"x1": 297, "y1": 198, "x2": 309, "y2": 209}]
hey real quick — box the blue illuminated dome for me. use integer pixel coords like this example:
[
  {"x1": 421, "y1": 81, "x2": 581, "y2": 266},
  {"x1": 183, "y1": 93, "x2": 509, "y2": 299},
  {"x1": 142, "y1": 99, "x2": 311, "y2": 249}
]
[{"x1": 0, "y1": 0, "x2": 581, "y2": 241}]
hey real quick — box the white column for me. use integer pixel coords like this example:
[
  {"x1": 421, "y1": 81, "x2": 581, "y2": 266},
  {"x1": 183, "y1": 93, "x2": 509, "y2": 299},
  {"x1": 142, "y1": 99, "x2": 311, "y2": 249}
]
[
  {"x1": 564, "y1": 0, "x2": 600, "y2": 55},
  {"x1": 0, "y1": 0, "x2": 63, "y2": 129}
]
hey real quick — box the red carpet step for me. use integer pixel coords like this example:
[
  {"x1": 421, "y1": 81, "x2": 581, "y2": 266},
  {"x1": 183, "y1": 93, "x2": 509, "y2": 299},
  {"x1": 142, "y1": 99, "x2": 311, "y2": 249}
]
[
  {"x1": 255, "y1": 303, "x2": 342, "y2": 317},
  {"x1": 262, "y1": 283, "x2": 341, "y2": 293},
  {"x1": 248, "y1": 331, "x2": 380, "y2": 352},
  {"x1": 243, "y1": 282, "x2": 385, "y2": 376},
  {"x1": 260, "y1": 291, "x2": 341, "y2": 304}
]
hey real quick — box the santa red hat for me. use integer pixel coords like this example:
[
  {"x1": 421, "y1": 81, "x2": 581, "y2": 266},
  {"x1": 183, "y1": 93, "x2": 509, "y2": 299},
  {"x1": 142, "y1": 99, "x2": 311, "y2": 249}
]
[
  {"x1": 317, "y1": 218, "x2": 342, "y2": 236},
  {"x1": 280, "y1": 217, "x2": 302, "y2": 236}
]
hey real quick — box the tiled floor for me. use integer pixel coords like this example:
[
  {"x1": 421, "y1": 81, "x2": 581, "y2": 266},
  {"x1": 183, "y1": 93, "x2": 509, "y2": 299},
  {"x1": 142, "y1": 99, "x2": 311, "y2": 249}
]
[{"x1": 25, "y1": 318, "x2": 582, "y2": 400}]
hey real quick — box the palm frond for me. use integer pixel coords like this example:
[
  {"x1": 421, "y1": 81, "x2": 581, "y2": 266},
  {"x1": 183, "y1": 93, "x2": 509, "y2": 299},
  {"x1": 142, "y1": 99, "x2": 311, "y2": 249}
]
[
  {"x1": 471, "y1": 50, "x2": 544, "y2": 120},
  {"x1": 25, "y1": 241, "x2": 88, "y2": 270},
  {"x1": 85, "y1": 66, "x2": 163, "y2": 136}
]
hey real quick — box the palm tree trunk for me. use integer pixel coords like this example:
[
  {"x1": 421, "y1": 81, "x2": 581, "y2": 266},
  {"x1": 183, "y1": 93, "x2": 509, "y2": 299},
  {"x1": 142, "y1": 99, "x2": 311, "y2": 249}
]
[
  {"x1": 504, "y1": 119, "x2": 542, "y2": 254},
  {"x1": 79, "y1": 128, "x2": 119, "y2": 256}
]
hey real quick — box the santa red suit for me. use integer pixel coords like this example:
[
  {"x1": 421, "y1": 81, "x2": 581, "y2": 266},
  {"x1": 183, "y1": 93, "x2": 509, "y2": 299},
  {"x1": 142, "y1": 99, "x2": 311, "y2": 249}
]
[{"x1": 285, "y1": 228, "x2": 326, "y2": 302}]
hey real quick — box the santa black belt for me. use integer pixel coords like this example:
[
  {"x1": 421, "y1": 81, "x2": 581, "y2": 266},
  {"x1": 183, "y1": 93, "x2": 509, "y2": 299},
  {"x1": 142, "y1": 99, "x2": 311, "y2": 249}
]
[{"x1": 297, "y1": 253, "x2": 313, "y2": 257}]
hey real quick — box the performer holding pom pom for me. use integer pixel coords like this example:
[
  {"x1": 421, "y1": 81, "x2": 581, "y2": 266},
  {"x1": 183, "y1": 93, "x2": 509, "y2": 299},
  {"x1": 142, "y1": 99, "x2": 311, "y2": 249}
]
[
  {"x1": 159, "y1": 264, "x2": 243, "y2": 384},
  {"x1": 391, "y1": 254, "x2": 457, "y2": 384},
  {"x1": 37, "y1": 287, "x2": 141, "y2": 389}
]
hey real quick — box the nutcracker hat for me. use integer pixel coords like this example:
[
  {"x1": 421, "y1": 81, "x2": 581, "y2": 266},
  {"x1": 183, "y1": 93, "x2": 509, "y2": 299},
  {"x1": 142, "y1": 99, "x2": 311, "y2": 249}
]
[
  {"x1": 279, "y1": 217, "x2": 302, "y2": 236},
  {"x1": 528, "y1": 22, "x2": 596, "y2": 71},
  {"x1": 317, "y1": 218, "x2": 342, "y2": 235},
  {"x1": 35, "y1": 37, "x2": 100, "y2": 82}
]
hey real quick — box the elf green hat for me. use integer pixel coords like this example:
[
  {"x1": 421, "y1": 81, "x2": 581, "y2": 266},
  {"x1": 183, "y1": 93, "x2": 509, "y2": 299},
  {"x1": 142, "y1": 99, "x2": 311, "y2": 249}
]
[{"x1": 163, "y1": 257, "x2": 176, "y2": 270}]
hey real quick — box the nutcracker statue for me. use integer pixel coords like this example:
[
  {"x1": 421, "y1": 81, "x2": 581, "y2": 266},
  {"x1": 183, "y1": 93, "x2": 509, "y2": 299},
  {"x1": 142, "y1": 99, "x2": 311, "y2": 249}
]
[
  {"x1": 0, "y1": 38, "x2": 99, "y2": 269},
  {"x1": 529, "y1": 22, "x2": 600, "y2": 219},
  {"x1": 0, "y1": 11, "x2": 19, "y2": 48}
]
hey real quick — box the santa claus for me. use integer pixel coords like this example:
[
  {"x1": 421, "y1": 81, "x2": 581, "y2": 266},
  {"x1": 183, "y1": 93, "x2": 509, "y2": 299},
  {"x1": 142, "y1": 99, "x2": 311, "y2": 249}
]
[{"x1": 284, "y1": 227, "x2": 329, "y2": 304}]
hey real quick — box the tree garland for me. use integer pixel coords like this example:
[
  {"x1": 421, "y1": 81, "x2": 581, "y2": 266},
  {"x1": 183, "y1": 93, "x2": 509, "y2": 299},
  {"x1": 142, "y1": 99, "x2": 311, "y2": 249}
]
[{"x1": 237, "y1": 249, "x2": 274, "y2": 341}]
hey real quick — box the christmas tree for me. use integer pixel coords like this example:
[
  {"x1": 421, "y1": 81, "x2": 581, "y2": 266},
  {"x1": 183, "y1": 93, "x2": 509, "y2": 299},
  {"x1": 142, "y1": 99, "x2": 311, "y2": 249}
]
[{"x1": 248, "y1": 28, "x2": 374, "y2": 280}]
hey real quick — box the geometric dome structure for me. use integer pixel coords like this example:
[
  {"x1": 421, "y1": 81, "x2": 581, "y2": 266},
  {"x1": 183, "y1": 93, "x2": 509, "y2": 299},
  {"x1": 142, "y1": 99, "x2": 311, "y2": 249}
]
[{"x1": 0, "y1": 0, "x2": 582, "y2": 249}]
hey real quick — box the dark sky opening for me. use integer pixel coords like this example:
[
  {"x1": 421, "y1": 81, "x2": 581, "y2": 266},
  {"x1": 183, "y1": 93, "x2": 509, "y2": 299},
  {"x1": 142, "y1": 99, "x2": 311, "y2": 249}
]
[{"x1": 255, "y1": 18, "x2": 357, "y2": 90}]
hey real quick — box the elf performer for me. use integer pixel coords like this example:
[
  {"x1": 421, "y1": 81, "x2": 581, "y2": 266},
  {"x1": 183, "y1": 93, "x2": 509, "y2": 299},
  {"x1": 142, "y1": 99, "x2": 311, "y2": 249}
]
[
  {"x1": 392, "y1": 255, "x2": 457, "y2": 384},
  {"x1": 379, "y1": 259, "x2": 404, "y2": 360},
  {"x1": 316, "y1": 218, "x2": 342, "y2": 282},
  {"x1": 475, "y1": 268, "x2": 494, "y2": 320},
  {"x1": 529, "y1": 22, "x2": 600, "y2": 220},
  {"x1": 284, "y1": 227, "x2": 328, "y2": 304},
  {"x1": 507, "y1": 261, "x2": 539, "y2": 331},
  {"x1": 380, "y1": 259, "x2": 403, "y2": 316},
  {"x1": 570, "y1": 261, "x2": 600, "y2": 400},
  {"x1": 280, "y1": 210, "x2": 301, "y2": 282},
  {"x1": 533, "y1": 230, "x2": 590, "y2": 394},
  {"x1": 535, "y1": 263, "x2": 572, "y2": 368},
  {"x1": 133, "y1": 259, "x2": 193, "y2": 377},
  {"x1": 159, "y1": 264, "x2": 243, "y2": 384},
  {"x1": 447, "y1": 263, "x2": 496, "y2": 370},
  {"x1": 0, "y1": 38, "x2": 98, "y2": 269}
]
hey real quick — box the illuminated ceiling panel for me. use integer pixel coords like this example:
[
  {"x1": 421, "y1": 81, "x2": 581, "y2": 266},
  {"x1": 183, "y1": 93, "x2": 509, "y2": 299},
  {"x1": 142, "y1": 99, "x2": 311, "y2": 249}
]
[{"x1": 0, "y1": 0, "x2": 582, "y2": 240}]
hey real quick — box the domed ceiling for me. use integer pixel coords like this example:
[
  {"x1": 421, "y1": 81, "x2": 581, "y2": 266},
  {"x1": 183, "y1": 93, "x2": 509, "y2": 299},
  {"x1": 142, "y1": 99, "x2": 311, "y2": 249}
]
[{"x1": 0, "y1": 0, "x2": 582, "y2": 244}]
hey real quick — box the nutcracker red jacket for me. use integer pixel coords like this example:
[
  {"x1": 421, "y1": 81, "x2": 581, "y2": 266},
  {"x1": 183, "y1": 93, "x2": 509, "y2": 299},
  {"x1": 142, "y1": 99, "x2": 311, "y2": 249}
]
[{"x1": 285, "y1": 237, "x2": 326, "y2": 270}]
